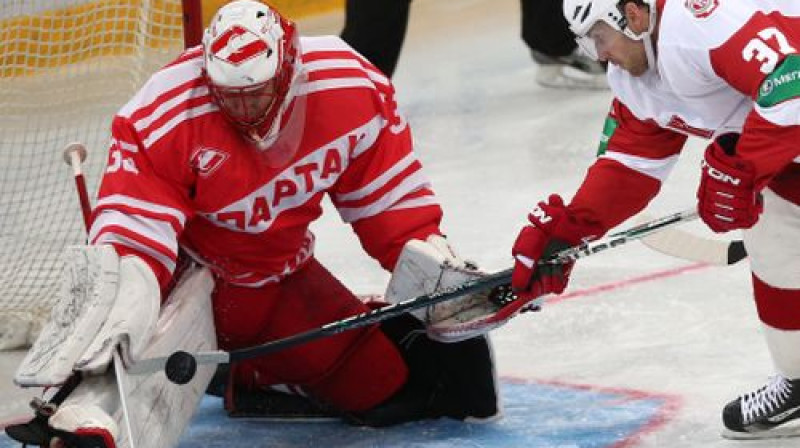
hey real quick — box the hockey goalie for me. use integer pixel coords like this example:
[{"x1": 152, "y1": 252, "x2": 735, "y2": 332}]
[{"x1": 3, "y1": 1, "x2": 547, "y2": 446}]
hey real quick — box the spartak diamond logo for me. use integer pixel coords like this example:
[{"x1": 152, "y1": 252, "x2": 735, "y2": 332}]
[
  {"x1": 191, "y1": 147, "x2": 229, "y2": 176},
  {"x1": 210, "y1": 25, "x2": 271, "y2": 66},
  {"x1": 685, "y1": 0, "x2": 719, "y2": 18}
]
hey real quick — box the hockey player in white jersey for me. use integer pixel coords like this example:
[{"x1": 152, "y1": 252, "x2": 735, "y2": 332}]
[
  {"x1": 511, "y1": 0, "x2": 800, "y2": 439},
  {"x1": 5, "y1": 1, "x2": 506, "y2": 447}
]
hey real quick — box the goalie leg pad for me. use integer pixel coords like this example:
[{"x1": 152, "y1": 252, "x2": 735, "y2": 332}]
[
  {"x1": 28, "y1": 265, "x2": 217, "y2": 448},
  {"x1": 348, "y1": 312, "x2": 500, "y2": 427},
  {"x1": 383, "y1": 313, "x2": 500, "y2": 421}
]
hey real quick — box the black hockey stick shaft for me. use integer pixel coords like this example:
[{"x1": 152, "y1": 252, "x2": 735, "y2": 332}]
[
  {"x1": 233, "y1": 268, "x2": 512, "y2": 361},
  {"x1": 131, "y1": 269, "x2": 513, "y2": 381},
  {"x1": 141, "y1": 207, "x2": 699, "y2": 382}
]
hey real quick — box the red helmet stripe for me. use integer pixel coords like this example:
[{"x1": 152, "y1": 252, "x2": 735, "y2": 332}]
[{"x1": 210, "y1": 25, "x2": 270, "y2": 66}]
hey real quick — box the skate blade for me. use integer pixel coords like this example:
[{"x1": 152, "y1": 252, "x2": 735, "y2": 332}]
[
  {"x1": 721, "y1": 421, "x2": 800, "y2": 440},
  {"x1": 535, "y1": 65, "x2": 608, "y2": 91}
]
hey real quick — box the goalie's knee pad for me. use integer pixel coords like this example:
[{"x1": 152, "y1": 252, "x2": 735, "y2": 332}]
[
  {"x1": 348, "y1": 313, "x2": 499, "y2": 427},
  {"x1": 428, "y1": 334, "x2": 499, "y2": 421}
]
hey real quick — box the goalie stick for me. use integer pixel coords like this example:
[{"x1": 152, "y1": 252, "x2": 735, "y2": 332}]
[
  {"x1": 637, "y1": 213, "x2": 747, "y2": 266},
  {"x1": 63, "y1": 142, "x2": 92, "y2": 233},
  {"x1": 7, "y1": 143, "x2": 142, "y2": 447},
  {"x1": 127, "y1": 207, "x2": 703, "y2": 385}
]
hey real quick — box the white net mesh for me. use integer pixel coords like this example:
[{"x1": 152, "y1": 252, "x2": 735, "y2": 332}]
[{"x1": 0, "y1": 0, "x2": 191, "y2": 350}]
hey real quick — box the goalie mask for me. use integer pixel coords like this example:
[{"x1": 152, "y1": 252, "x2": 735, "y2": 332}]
[
  {"x1": 563, "y1": 0, "x2": 656, "y2": 62},
  {"x1": 203, "y1": 0, "x2": 304, "y2": 152}
]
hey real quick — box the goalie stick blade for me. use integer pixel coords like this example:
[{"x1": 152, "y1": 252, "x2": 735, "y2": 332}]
[
  {"x1": 226, "y1": 392, "x2": 340, "y2": 422},
  {"x1": 636, "y1": 214, "x2": 747, "y2": 266},
  {"x1": 4, "y1": 417, "x2": 51, "y2": 446}
]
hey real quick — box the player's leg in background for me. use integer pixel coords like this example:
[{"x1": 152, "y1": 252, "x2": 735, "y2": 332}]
[
  {"x1": 723, "y1": 184, "x2": 800, "y2": 439},
  {"x1": 520, "y1": 0, "x2": 607, "y2": 90},
  {"x1": 340, "y1": 0, "x2": 412, "y2": 77}
]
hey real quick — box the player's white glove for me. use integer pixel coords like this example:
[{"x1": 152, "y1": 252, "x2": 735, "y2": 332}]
[{"x1": 385, "y1": 235, "x2": 499, "y2": 343}]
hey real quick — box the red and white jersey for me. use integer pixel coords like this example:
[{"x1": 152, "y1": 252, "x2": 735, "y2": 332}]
[
  {"x1": 88, "y1": 36, "x2": 443, "y2": 289},
  {"x1": 570, "y1": 0, "x2": 800, "y2": 231}
]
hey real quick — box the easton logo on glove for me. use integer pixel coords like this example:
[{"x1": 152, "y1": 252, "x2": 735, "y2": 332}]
[
  {"x1": 701, "y1": 159, "x2": 742, "y2": 186},
  {"x1": 696, "y1": 133, "x2": 763, "y2": 232}
]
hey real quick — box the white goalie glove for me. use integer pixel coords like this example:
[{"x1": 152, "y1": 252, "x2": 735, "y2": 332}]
[
  {"x1": 10, "y1": 246, "x2": 217, "y2": 448},
  {"x1": 16, "y1": 245, "x2": 160, "y2": 387},
  {"x1": 385, "y1": 235, "x2": 501, "y2": 343}
]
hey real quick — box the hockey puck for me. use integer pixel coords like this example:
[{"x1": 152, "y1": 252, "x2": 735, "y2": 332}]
[{"x1": 165, "y1": 350, "x2": 197, "y2": 385}]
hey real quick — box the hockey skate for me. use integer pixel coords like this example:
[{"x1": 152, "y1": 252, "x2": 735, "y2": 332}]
[
  {"x1": 721, "y1": 375, "x2": 800, "y2": 439},
  {"x1": 531, "y1": 49, "x2": 608, "y2": 90},
  {"x1": 4, "y1": 375, "x2": 117, "y2": 448}
]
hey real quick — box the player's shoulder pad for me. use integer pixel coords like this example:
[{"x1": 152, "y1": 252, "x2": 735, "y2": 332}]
[
  {"x1": 117, "y1": 49, "x2": 205, "y2": 120},
  {"x1": 300, "y1": 35, "x2": 389, "y2": 83}
]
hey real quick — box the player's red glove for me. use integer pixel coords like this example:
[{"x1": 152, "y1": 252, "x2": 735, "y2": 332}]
[
  {"x1": 697, "y1": 133, "x2": 763, "y2": 233},
  {"x1": 511, "y1": 194, "x2": 601, "y2": 301}
]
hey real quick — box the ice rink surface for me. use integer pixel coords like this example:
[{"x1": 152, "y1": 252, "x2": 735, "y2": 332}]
[{"x1": 1, "y1": 0, "x2": 797, "y2": 446}]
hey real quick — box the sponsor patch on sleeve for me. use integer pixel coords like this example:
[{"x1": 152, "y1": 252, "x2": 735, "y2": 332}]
[
  {"x1": 757, "y1": 54, "x2": 800, "y2": 108},
  {"x1": 597, "y1": 116, "x2": 618, "y2": 156}
]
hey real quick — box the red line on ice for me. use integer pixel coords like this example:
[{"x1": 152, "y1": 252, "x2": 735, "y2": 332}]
[{"x1": 547, "y1": 262, "x2": 710, "y2": 306}]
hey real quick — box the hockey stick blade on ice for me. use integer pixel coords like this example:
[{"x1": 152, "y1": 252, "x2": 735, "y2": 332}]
[
  {"x1": 637, "y1": 213, "x2": 747, "y2": 266},
  {"x1": 133, "y1": 207, "x2": 701, "y2": 384}
]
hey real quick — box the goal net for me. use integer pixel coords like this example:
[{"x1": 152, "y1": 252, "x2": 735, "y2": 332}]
[{"x1": 0, "y1": 0, "x2": 201, "y2": 350}]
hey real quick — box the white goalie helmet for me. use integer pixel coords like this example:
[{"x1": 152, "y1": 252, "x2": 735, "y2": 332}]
[
  {"x1": 203, "y1": 0, "x2": 301, "y2": 148},
  {"x1": 563, "y1": 0, "x2": 656, "y2": 60}
]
